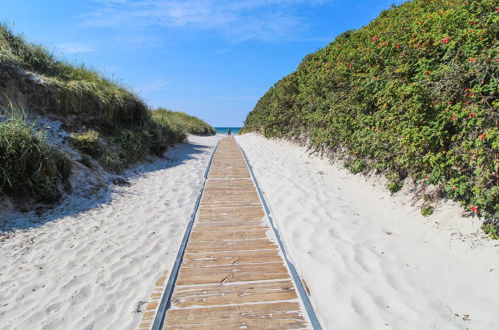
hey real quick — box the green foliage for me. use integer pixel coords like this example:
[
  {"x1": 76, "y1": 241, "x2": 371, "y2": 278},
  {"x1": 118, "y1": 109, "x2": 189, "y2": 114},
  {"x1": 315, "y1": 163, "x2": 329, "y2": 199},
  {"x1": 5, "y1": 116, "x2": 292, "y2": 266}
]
[
  {"x1": 70, "y1": 129, "x2": 102, "y2": 157},
  {"x1": 481, "y1": 223, "x2": 499, "y2": 239},
  {"x1": 345, "y1": 159, "x2": 367, "y2": 174},
  {"x1": 421, "y1": 205, "x2": 435, "y2": 216},
  {"x1": 0, "y1": 105, "x2": 71, "y2": 202},
  {"x1": 387, "y1": 180, "x2": 403, "y2": 193},
  {"x1": 243, "y1": 0, "x2": 498, "y2": 222},
  {"x1": 152, "y1": 109, "x2": 216, "y2": 136}
]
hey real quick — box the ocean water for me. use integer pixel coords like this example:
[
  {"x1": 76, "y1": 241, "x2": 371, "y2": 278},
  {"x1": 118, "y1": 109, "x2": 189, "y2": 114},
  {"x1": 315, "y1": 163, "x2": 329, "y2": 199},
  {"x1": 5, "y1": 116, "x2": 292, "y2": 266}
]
[{"x1": 215, "y1": 127, "x2": 242, "y2": 135}]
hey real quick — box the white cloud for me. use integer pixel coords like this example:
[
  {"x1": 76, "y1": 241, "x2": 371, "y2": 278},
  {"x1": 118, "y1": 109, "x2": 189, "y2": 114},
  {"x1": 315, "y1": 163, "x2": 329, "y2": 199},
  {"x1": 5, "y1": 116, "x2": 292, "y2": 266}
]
[
  {"x1": 141, "y1": 79, "x2": 171, "y2": 92},
  {"x1": 85, "y1": 0, "x2": 332, "y2": 41},
  {"x1": 56, "y1": 43, "x2": 94, "y2": 54}
]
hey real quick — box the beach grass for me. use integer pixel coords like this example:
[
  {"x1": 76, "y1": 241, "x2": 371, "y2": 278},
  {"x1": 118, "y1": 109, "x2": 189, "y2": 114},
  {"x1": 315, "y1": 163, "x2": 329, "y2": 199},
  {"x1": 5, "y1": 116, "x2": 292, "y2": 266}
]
[
  {"x1": 0, "y1": 103, "x2": 71, "y2": 202},
  {"x1": 0, "y1": 24, "x2": 215, "y2": 203}
]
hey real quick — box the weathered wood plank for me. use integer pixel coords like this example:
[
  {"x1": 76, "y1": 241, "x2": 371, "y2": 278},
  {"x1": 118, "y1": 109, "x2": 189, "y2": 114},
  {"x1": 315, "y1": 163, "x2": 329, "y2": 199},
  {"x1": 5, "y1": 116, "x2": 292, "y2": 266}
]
[
  {"x1": 182, "y1": 250, "x2": 283, "y2": 268},
  {"x1": 190, "y1": 228, "x2": 268, "y2": 241},
  {"x1": 163, "y1": 302, "x2": 307, "y2": 329},
  {"x1": 185, "y1": 239, "x2": 277, "y2": 253},
  {"x1": 176, "y1": 262, "x2": 289, "y2": 285},
  {"x1": 171, "y1": 280, "x2": 298, "y2": 308}
]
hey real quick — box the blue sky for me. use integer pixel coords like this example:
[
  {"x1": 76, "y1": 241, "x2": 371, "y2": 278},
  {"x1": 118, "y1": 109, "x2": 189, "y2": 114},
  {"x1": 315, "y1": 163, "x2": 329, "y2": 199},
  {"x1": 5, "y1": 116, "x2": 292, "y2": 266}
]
[{"x1": 1, "y1": 0, "x2": 403, "y2": 126}]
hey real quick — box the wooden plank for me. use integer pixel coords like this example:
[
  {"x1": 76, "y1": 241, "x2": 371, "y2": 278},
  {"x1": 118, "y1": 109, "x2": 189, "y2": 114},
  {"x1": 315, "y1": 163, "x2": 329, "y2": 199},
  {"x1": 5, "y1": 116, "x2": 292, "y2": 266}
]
[
  {"x1": 170, "y1": 280, "x2": 298, "y2": 308},
  {"x1": 195, "y1": 222, "x2": 266, "y2": 231},
  {"x1": 186, "y1": 239, "x2": 277, "y2": 253},
  {"x1": 182, "y1": 250, "x2": 282, "y2": 268},
  {"x1": 163, "y1": 302, "x2": 307, "y2": 329},
  {"x1": 190, "y1": 228, "x2": 268, "y2": 241},
  {"x1": 176, "y1": 262, "x2": 289, "y2": 285}
]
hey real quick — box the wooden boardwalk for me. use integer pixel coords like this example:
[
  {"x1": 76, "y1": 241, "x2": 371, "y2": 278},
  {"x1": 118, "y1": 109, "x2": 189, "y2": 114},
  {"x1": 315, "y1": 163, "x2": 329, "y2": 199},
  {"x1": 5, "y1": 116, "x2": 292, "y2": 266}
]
[{"x1": 161, "y1": 137, "x2": 310, "y2": 329}]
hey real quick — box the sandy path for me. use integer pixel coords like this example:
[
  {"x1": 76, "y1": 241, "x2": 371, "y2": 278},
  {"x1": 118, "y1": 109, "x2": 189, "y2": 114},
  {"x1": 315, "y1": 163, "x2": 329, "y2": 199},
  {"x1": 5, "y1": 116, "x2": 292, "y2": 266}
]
[
  {"x1": 0, "y1": 135, "x2": 219, "y2": 330},
  {"x1": 237, "y1": 133, "x2": 499, "y2": 330}
]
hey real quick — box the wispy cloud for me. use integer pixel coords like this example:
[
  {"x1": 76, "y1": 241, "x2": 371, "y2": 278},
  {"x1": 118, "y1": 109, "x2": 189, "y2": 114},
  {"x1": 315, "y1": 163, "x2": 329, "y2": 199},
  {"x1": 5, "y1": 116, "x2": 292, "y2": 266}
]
[
  {"x1": 140, "y1": 78, "x2": 171, "y2": 92},
  {"x1": 85, "y1": 0, "x2": 332, "y2": 41},
  {"x1": 56, "y1": 42, "x2": 94, "y2": 53}
]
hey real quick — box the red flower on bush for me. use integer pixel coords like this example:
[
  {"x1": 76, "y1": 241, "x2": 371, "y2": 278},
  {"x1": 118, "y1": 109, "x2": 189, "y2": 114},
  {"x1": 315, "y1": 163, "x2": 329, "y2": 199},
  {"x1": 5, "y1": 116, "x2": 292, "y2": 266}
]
[
  {"x1": 465, "y1": 100, "x2": 472, "y2": 105},
  {"x1": 469, "y1": 92, "x2": 474, "y2": 97},
  {"x1": 468, "y1": 112, "x2": 476, "y2": 118},
  {"x1": 470, "y1": 205, "x2": 479, "y2": 214},
  {"x1": 372, "y1": 37, "x2": 378, "y2": 42},
  {"x1": 470, "y1": 21, "x2": 477, "y2": 25},
  {"x1": 441, "y1": 37, "x2": 450, "y2": 43},
  {"x1": 395, "y1": 43, "x2": 400, "y2": 49},
  {"x1": 425, "y1": 70, "x2": 430, "y2": 76},
  {"x1": 464, "y1": 88, "x2": 471, "y2": 92},
  {"x1": 480, "y1": 133, "x2": 486, "y2": 141},
  {"x1": 450, "y1": 115, "x2": 458, "y2": 121}
]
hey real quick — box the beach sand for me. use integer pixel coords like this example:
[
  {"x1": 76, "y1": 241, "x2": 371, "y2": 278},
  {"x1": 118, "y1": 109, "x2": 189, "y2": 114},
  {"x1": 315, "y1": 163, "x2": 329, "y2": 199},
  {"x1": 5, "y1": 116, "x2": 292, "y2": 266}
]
[
  {"x1": 237, "y1": 133, "x2": 499, "y2": 330},
  {"x1": 1, "y1": 132, "x2": 498, "y2": 330},
  {"x1": 0, "y1": 135, "x2": 219, "y2": 330}
]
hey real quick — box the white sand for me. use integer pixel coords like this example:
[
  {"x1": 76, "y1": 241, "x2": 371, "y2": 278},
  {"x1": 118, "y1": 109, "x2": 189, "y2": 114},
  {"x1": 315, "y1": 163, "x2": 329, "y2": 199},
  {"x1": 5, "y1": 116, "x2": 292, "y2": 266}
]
[
  {"x1": 0, "y1": 135, "x2": 219, "y2": 330},
  {"x1": 237, "y1": 133, "x2": 499, "y2": 330}
]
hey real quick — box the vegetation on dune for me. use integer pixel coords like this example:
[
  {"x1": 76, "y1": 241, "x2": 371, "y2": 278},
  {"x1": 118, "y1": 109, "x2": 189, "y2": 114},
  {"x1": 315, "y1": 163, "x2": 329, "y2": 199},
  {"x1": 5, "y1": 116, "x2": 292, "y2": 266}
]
[
  {"x1": 0, "y1": 24, "x2": 149, "y2": 130},
  {"x1": 0, "y1": 105, "x2": 71, "y2": 202},
  {"x1": 0, "y1": 24, "x2": 215, "y2": 204},
  {"x1": 152, "y1": 109, "x2": 216, "y2": 136},
  {"x1": 242, "y1": 0, "x2": 498, "y2": 236}
]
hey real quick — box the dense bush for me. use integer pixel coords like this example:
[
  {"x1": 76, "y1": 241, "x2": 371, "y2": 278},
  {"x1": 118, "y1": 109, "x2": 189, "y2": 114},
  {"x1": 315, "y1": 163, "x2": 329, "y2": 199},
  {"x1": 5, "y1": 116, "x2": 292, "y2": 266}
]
[
  {"x1": 0, "y1": 108, "x2": 71, "y2": 202},
  {"x1": 243, "y1": 0, "x2": 498, "y2": 232}
]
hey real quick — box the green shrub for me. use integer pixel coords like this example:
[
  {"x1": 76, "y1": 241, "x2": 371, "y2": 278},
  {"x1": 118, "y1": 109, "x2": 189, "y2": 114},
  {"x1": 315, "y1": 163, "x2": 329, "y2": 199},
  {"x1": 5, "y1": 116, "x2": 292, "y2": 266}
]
[
  {"x1": 481, "y1": 223, "x2": 499, "y2": 240},
  {"x1": 0, "y1": 108, "x2": 71, "y2": 202},
  {"x1": 70, "y1": 129, "x2": 102, "y2": 157},
  {"x1": 345, "y1": 159, "x2": 367, "y2": 174},
  {"x1": 101, "y1": 153, "x2": 125, "y2": 173},
  {"x1": 243, "y1": 0, "x2": 498, "y2": 222},
  {"x1": 421, "y1": 205, "x2": 434, "y2": 216}
]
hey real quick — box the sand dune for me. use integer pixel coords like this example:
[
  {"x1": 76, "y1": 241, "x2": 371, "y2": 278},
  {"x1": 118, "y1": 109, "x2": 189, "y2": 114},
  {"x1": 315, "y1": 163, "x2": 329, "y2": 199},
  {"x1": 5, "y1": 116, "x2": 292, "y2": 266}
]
[
  {"x1": 237, "y1": 133, "x2": 499, "y2": 330},
  {"x1": 0, "y1": 135, "x2": 218, "y2": 330}
]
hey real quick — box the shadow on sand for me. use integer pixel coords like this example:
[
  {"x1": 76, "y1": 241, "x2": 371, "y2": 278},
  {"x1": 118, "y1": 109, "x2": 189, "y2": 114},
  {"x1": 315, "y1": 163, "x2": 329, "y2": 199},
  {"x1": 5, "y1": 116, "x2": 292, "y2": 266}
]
[{"x1": 0, "y1": 140, "x2": 211, "y2": 232}]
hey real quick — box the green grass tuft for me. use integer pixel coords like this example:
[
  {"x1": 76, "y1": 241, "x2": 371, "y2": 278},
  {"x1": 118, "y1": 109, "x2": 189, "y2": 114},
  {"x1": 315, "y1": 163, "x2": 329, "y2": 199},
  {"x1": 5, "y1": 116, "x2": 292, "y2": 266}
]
[
  {"x1": 70, "y1": 129, "x2": 102, "y2": 157},
  {"x1": 0, "y1": 104, "x2": 71, "y2": 202}
]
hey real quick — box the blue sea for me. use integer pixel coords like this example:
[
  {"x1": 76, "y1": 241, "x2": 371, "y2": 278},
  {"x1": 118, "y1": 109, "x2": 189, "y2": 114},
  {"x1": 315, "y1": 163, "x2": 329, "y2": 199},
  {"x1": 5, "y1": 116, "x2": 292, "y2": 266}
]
[{"x1": 215, "y1": 127, "x2": 242, "y2": 135}]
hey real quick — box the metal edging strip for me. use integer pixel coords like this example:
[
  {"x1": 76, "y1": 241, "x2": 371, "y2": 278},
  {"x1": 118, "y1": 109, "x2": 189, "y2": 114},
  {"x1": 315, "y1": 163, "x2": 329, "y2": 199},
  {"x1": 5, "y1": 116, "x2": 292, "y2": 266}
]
[
  {"x1": 151, "y1": 139, "x2": 220, "y2": 330},
  {"x1": 237, "y1": 140, "x2": 323, "y2": 330}
]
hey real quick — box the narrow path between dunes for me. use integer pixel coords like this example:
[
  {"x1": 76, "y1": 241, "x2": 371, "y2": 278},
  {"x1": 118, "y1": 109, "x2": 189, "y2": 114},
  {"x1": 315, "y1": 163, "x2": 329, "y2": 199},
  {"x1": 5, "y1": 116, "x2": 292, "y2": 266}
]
[
  {"x1": 237, "y1": 133, "x2": 499, "y2": 330},
  {"x1": 157, "y1": 137, "x2": 313, "y2": 329},
  {"x1": 0, "y1": 135, "x2": 218, "y2": 330}
]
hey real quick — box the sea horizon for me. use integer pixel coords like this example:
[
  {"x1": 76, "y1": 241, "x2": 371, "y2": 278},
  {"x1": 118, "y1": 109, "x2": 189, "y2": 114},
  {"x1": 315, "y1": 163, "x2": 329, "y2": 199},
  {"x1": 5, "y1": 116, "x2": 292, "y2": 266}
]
[{"x1": 214, "y1": 127, "x2": 242, "y2": 135}]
